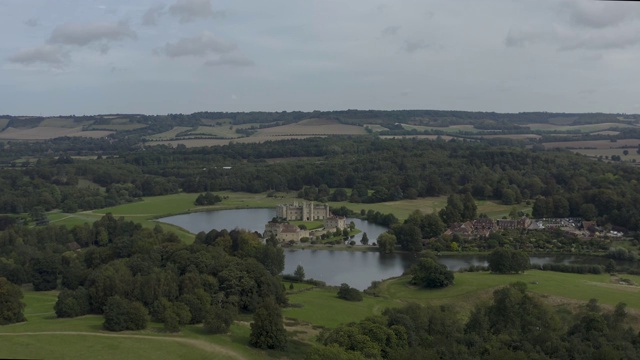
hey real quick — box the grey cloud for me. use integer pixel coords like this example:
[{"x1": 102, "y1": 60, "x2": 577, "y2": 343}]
[
  {"x1": 204, "y1": 54, "x2": 254, "y2": 67},
  {"x1": 403, "y1": 39, "x2": 429, "y2": 53},
  {"x1": 505, "y1": 27, "x2": 640, "y2": 51},
  {"x1": 561, "y1": 0, "x2": 633, "y2": 29},
  {"x1": 157, "y1": 31, "x2": 236, "y2": 57},
  {"x1": 504, "y1": 29, "x2": 549, "y2": 47},
  {"x1": 559, "y1": 31, "x2": 640, "y2": 51},
  {"x1": 168, "y1": 0, "x2": 224, "y2": 24},
  {"x1": 48, "y1": 21, "x2": 136, "y2": 47},
  {"x1": 142, "y1": 3, "x2": 165, "y2": 26},
  {"x1": 381, "y1": 25, "x2": 401, "y2": 37},
  {"x1": 8, "y1": 45, "x2": 68, "y2": 66},
  {"x1": 24, "y1": 18, "x2": 39, "y2": 27}
]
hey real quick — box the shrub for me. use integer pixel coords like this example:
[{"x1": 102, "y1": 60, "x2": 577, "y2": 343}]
[{"x1": 337, "y1": 283, "x2": 363, "y2": 302}]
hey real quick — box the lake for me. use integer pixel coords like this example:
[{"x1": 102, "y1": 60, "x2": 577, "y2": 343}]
[{"x1": 159, "y1": 208, "x2": 625, "y2": 290}]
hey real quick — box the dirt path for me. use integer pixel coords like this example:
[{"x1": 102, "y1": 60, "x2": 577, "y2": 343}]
[{"x1": 0, "y1": 331, "x2": 247, "y2": 360}]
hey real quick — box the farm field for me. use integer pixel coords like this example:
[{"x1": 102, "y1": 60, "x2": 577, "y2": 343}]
[
  {"x1": 255, "y1": 119, "x2": 367, "y2": 136},
  {"x1": 145, "y1": 126, "x2": 193, "y2": 140},
  {"x1": 571, "y1": 148, "x2": 640, "y2": 162},
  {"x1": 400, "y1": 124, "x2": 488, "y2": 133},
  {"x1": 479, "y1": 134, "x2": 541, "y2": 139},
  {"x1": 0, "y1": 127, "x2": 113, "y2": 140},
  {"x1": 379, "y1": 135, "x2": 455, "y2": 141},
  {"x1": 525, "y1": 122, "x2": 636, "y2": 132},
  {"x1": 363, "y1": 124, "x2": 389, "y2": 132},
  {"x1": 543, "y1": 139, "x2": 640, "y2": 149},
  {"x1": 39, "y1": 118, "x2": 93, "y2": 128},
  {"x1": 87, "y1": 123, "x2": 147, "y2": 131},
  {"x1": 147, "y1": 136, "x2": 322, "y2": 147},
  {"x1": 0, "y1": 118, "x2": 10, "y2": 129}
]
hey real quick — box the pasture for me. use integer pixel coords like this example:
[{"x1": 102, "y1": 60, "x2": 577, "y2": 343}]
[
  {"x1": 526, "y1": 122, "x2": 636, "y2": 133},
  {"x1": 0, "y1": 127, "x2": 113, "y2": 140},
  {"x1": 543, "y1": 139, "x2": 640, "y2": 149},
  {"x1": 145, "y1": 126, "x2": 193, "y2": 140},
  {"x1": 571, "y1": 148, "x2": 640, "y2": 163},
  {"x1": 255, "y1": 119, "x2": 367, "y2": 136}
]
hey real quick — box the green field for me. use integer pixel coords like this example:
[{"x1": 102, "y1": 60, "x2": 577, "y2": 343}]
[
  {"x1": 284, "y1": 270, "x2": 640, "y2": 328},
  {"x1": 526, "y1": 122, "x2": 635, "y2": 133},
  {"x1": 145, "y1": 126, "x2": 193, "y2": 140},
  {"x1": 88, "y1": 123, "x2": 148, "y2": 131},
  {"x1": 571, "y1": 148, "x2": 640, "y2": 163},
  {"x1": 40, "y1": 118, "x2": 93, "y2": 128},
  {"x1": 0, "y1": 290, "x2": 273, "y2": 360}
]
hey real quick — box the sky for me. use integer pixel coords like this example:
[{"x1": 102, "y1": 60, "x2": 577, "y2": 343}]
[{"x1": 2, "y1": 0, "x2": 640, "y2": 116}]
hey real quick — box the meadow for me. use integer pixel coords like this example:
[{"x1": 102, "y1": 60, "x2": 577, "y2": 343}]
[{"x1": 284, "y1": 270, "x2": 640, "y2": 328}]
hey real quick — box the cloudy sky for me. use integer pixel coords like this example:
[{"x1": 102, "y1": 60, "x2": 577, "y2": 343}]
[{"x1": 2, "y1": 0, "x2": 640, "y2": 115}]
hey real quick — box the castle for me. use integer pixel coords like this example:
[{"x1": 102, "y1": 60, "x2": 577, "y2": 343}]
[
  {"x1": 266, "y1": 202, "x2": 346, "y2": 242},
  {"x1": 276, "y1": 201, "x2": 331, "y2": 221}
]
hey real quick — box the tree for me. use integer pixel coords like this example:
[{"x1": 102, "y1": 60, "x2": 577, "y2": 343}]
[
  {"x1": 488, "y1": 248, "x2": 530, "y2": 274},
  {"x1": 461, "y1": 193, "x2": 478, "y2": 220},
  {"x1": 194, "y1": 192, "x2": 222, "y2": 206},
  {"x1": 605, "y1": 260, "x2": 616, "y2": 274},
  {"x1": 103, "y1": 296, "x2": 149, "y2": 331},
  {"x1": 393, "y1": 224, "x2": 422, "y2": 253},
  {"x1": 204, "y1": 305, "x2": 235, "y2": 334},
  {"x1": 360, "y1": 232, "x2": 369, "y2": 245},
  {"x1": 377, "y1": 233, "x2": 396, "y2": 254},
  {"x1": 54, "y1": 287, "x2": 90, "y2": 318},
  {"x1": 294, "y1": 265, "x2": 305, "y2": 281},
  {"x1": 0, "y1": 277, "x2": 26, "y2": 325},
  {"x1": 337, "y1": 283, "x2": 363, "y2": 301},
  {"x1": 409, "y1": 258, "x2": 454, "y2": 288},
  {"x1": 249, "y1": 297, "x2": 287, "y2": 350}
]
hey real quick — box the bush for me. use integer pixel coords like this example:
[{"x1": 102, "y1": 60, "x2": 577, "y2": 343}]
[
  {"x1": 54, "y1": 287, "x2": 90, "y2": 318},
  {"x1": 103, "y1": 296, "x2": 149, "y2": 331},
  {"x1": 540, "y1": 263, "x2": 604, "y2": 275},
  {"x1": 409, "y1": 258, "x2": 454, "y2": 288},
  {"x1": 337, "y1": 283, "x2": 363, "y2": 302},
  {"x1": 203, "y1": 305, "x2": 235, "y2": 334}
]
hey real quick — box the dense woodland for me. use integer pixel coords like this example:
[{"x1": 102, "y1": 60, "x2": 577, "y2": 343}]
[
  {"x1": 0, "y1": 215, "x2": 287, "y2": 338},
  {"x1": 3, "y1": 137, "x2": 640, "y2": 233}
]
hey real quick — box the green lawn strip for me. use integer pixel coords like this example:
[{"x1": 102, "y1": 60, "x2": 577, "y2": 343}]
[
  {"x1": 0, "y1": 334, "x2": 221, "y2": 360},
  {"x1": 289, "y1": 220, "x2": 324, "y2": 230},
  {"x1": 283, "y1": 287, "x2": 397, "y2": 328}
]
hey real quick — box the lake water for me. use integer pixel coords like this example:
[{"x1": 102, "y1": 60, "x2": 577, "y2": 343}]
[{"x1": 159, "y1": 208, "x2": 629, "y2": 290}]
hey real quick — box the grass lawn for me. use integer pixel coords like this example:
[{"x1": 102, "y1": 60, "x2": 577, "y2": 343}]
[
  {"x1": 284, "y1": 287, "x2": 396, "y2": 328},
  {"x1": 284, "y1": 270, "x2": 640, "y2": 329},
  {"x1": 0, "y1": 289, "x2": 285, "y2": 360},
  {"x1": 289, "y1": 220, "x2": 324, "y2": 230}
]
